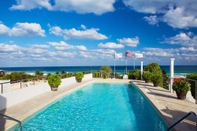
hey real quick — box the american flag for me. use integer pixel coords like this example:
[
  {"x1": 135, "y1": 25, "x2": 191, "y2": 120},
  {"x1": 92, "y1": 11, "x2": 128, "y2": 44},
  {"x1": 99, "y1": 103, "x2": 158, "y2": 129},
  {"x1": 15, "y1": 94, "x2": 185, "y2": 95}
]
[{"x1": 125, "y1": 51, "x2": 132, "y2": 57}]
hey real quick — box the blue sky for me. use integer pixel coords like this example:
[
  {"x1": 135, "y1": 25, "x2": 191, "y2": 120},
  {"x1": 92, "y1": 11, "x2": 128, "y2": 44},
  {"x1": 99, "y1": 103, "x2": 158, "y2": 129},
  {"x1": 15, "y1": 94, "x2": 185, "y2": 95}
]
[{"x1": 0, "y1": 0, "x2": 197, "y2": 67}]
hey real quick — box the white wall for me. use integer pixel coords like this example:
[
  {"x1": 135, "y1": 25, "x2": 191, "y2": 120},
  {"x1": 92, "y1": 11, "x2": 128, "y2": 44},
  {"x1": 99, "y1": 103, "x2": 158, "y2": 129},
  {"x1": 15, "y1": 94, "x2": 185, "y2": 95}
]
[
  {"x1": 0, "y1": 80, "x2": 10, "y2": 93},
  {"x1": 0, "y1": 74, "x2": 92, "y2": 111}
]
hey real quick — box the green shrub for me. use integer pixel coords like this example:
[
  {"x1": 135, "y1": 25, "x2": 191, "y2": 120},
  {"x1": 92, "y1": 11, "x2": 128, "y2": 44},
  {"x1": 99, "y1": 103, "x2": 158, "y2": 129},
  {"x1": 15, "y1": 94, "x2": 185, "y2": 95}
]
[
  {"x1": 93, "y1": 71, "x2": 102, "y2": 78},
  {"x1": 173, "y1": 79, "x2": 190, "y2": 93},
  {"x1": 162, "y1": 74, "x2": 169, "y2": 89},
  {"x1": 75, "y1": 72, "x2": 84, "y2": 80},
  {"x1": 151, "y1": 74, "x2": 162, "y2": 83},
  {"x1": 144, "y1": 63, "x2": 163, "y2": 87},
  {"x1": 100, "y1": 66, "x2": 112, "y2": 78},
  {"x1": 186, "y1": 73, "x2": 197, "y2": 98},
  {"x1": 48, "y1": 74, "x2": 62, "y2": 87},
  {"x1": 128, "y1": 71, "x2": 134, "y2": 79},
  {"x1": 142, "y1": 71, "x2": 152, "y2": 80},
  {"x1": 144, "y1": 63, "x2": 161, "y2": 73},
  {"x1": 133, "y1": 69, "x2": 141, "y2": 77}
]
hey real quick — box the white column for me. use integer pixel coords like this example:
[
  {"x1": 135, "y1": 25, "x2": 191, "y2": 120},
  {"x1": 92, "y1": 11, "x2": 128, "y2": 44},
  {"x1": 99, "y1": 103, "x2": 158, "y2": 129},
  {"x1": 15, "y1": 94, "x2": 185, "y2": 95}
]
[
  {"x1": 141, "y1": 61, "x2": 143, "y2": 80},
  {"x1": 170, "y1": 58, "x2": 175, "y2": 93},
  {"x1": 114, "y1": 56, "x2": 116, "y2": 79}
]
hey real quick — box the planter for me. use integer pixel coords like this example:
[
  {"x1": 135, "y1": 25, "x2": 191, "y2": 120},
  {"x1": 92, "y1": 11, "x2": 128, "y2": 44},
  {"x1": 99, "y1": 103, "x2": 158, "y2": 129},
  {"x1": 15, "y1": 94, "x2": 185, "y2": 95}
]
[
  {"x1": 76, "y1": 79, "x2": 82, "y2": 83},
  {"x1": 153, "y1": 82, "x2": 159, "y2": 87},
  {"x1": 176, "y1": 92, "x2": 187, "y2": 100},
  {"x1": 145, "y1": 79, "x2": 150, "y2": 83},
  {"x1": 135, "y1": 76, "x2": 139, "y2": 80},
  {"x1": 47, "y1": 74, "x2": 62, "y2": 91},
  {"x1": 51, "y1": 87, "x2": 58, "y2": 91},
  {"x1": 75, "y1": 72, "x2": 84, "y2": 82}
]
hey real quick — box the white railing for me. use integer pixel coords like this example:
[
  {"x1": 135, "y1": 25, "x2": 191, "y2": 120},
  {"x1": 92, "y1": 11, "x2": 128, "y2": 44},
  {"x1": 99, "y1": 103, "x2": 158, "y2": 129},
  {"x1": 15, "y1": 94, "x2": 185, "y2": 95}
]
[{"x1": 0, "y1": 74, "x2": 92, "y2": 111}]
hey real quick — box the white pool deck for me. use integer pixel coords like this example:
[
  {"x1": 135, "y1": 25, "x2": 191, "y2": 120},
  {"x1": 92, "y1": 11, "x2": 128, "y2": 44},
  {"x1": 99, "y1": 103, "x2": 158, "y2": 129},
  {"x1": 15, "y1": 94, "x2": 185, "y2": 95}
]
[{"x1": 0, "y1": 78, "x2": 197, "y2": 131}]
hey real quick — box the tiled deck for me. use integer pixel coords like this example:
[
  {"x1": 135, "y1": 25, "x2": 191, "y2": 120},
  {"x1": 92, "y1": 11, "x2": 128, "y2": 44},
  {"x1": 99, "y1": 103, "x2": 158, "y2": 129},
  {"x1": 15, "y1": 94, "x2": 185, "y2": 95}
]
[
  {"x1": 132, "y1": 80, "x2": 197, "y2": 131},
  {"x1": 0, "y1": 79, "x2": 197, "y2": 131}
]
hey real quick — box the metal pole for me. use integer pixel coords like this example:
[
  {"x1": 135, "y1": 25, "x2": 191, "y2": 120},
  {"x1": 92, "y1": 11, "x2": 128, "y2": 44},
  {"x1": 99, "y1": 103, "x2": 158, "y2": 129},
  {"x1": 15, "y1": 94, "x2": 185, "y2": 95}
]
[
  {"x1": 126, "y1": 57, "x2": 127, "y2": 74},
  {"x1": 134, "y1": 58, "x2": 136, "y2": 69}
]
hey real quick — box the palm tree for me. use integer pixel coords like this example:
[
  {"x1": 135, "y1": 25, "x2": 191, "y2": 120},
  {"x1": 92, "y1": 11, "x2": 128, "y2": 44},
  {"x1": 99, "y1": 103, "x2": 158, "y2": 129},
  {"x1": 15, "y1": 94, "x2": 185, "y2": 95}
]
[{"x1": 100, "y1": 66, "x2": 112, "y2": 79}]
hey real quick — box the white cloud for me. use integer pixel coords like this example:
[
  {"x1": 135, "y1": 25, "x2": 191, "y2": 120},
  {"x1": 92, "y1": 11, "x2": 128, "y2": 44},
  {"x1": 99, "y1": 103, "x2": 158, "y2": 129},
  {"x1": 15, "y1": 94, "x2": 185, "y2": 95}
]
[
  {"x1": 144, "y1": 15, "x2": 160, "y2": 25},
  {"x1": 122, "y1": 0, "x2": 169, "y2": 14},
  {"x1": 0, "y1": 42, "x2": 81, "y2": 66},
  {"x1": 0, "y1": 22, "x2": 10, "y2": 35},
  {"x1": 123, "y1": 0, "x2": 197, "y2": 28},
  {"x1": 49, "y1": 26, "x2": 62, "y2": 36},
  {"x1": 0, "y1": 43, "x2": 20, "y2": 53},
  {"x1": 79, "y1": 51, "x2": 95, "y2": 58},
  {"x1": 75, "y1": 45, "x2": 87, "y2": 51},
  {"x1": 49, "y1": 25, "x2": 108, "y2": 40},
  {"x1": 9, "y1": 22, "x2": 45, "y2": 37},
  {"x1": 30, "y1": 48, "x2": 48, "y2": 54},
  {"x1": 10, "y1": 0, "x2": 116, "y2": 15},
  {"x1": 141, "y1": 46, "x2": 197, "y2": 65},
  {"x1": 48, "y1": 41, "x2": 87, "y2": 51},
  {"x1": 33, "y1": 57, "x2": 49, "y2": 61},
  {"x1": 63, "y1": 28, "x2": 108, "y2": 40},
  {"x1": 10, "y1": 0, "x2": 52, "y2": 10},
  {"x1": 57, "y1": 51, "x2": 75, "y2": 58},
  {"x1": 93, "y1": 49, "x2": 116, "y2": 54},
  {"x1": 117, "y1": 37, "x2": 139, "y2": 47},
  {"x1": 48, "y1": 41, "x2": 74, "y2": 50},
  {"x1": 30, "y1": 44, "x2": 50, "y2": 49},
  {"x1": 143, "y1": 48, "x2": 175, "y2": 57},
  {"x1": 180, "y1": 47, "x2": 197, "y2": 52},
  {"x1": 98, "y1": 42, "x2": 124, "y2": 49},
  {"x1": 0, "y1": 22, "x2": 45, "y2": 37},
  {"x1": 163, "y1": 32, "x2": 197, "y2": 47},
  {"x1": 81, "y1": 24, "x2": 86, "y2": 30},
  {"x1": 162, "y1": 7, "x2": 197, "y2": 28}
]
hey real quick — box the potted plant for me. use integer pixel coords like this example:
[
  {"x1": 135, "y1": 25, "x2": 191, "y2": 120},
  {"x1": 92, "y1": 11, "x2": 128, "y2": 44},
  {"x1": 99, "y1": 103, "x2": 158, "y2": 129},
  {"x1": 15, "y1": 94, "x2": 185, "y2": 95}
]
[
  {"x1": 133, "y1": 69, "x2": 140, "y2": 80},
  {"x1": 142, "y1": 71, "x2": 152, "y2": 83},
  {"x1": 75, "y1": 72, "x2": 84, "y2": 82},
  {"x1": 47, "y1": 74, "x2": 62, "y2": 91},
  {"x1": 173, "y1": 78, "x2": 190, "y2": 100},
  {"x1": 151, "y1": 74, "x2": 162, "y2": 87}
]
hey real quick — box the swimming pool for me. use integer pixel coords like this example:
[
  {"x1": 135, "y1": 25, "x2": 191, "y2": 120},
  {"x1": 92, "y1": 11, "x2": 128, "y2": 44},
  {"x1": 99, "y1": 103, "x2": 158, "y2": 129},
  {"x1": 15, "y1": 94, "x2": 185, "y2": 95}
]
[{"x1": 12, "y1": 82, "x2": 168, "y2": 131}]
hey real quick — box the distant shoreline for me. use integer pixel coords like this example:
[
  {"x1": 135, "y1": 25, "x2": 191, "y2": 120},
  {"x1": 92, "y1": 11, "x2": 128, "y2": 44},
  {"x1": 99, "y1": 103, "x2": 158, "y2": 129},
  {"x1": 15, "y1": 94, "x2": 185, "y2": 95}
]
[
  {"x1": 1, "y1": 65, "x2": 197, "y2": 68},
  {"x1": 1, "y1": 65, "x2": 197, "y2": 76}
]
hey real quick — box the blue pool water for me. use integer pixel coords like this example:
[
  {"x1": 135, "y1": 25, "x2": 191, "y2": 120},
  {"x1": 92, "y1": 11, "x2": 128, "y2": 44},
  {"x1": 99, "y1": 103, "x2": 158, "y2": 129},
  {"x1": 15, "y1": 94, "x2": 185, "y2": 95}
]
[{"x1": 12, "y1": 83, "x2": 168, "y2": 131}]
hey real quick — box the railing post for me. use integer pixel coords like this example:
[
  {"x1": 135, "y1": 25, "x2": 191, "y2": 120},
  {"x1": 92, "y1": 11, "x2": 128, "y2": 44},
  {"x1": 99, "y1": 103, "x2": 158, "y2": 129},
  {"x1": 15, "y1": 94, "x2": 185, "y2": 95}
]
[
  {"x1": 20, "y1": 81, "x2": 22, "y2": 89},
  {"x1": 195, "y1": 81, "x2": 197, "y2": 104}
]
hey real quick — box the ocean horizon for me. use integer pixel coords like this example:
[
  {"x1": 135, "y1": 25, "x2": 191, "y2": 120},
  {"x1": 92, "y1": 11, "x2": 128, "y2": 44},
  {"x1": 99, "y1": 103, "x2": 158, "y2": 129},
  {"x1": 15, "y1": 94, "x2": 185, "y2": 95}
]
[{"x1": 0, "y1": 65, "x2": 197, "y2": 76}]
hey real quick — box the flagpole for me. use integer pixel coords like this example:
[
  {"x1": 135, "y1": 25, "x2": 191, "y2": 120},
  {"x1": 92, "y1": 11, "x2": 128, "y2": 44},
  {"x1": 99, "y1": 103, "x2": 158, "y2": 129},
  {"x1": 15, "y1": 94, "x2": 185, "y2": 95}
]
[{"x1": 126, "y1": 57, "x2": 127, "y2": 74}]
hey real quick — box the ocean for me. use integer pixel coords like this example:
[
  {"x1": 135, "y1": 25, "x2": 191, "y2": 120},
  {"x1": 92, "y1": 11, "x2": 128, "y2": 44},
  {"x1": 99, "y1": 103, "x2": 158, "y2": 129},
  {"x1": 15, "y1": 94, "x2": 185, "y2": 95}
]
[{"x1": 0, "y1": 65, "x2": 197, "y2": 76}]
